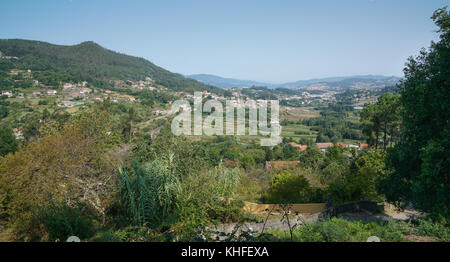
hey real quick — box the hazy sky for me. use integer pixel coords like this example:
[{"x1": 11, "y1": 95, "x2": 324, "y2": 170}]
[{"x1": 0, "y1": 0, "x2": 447, "y2": 82}]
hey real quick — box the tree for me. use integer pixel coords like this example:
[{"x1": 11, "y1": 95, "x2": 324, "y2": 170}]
[
  {"x1": 376, "y1": 93, "x2": 402, "y2": 150},
  {"x1": 328, "y1": 150, "x2": 386, "y2": 204},
  {"x1": 360, "y1": 93, "x2": 401, "y2": 150},
  {"x1": 0, "y1": 126, "x2": 18, "y2": 156},
  {"x1": 298, "y1": 146, "x2": 325, "y2": 171},
  {"x1": 265, "y1": 170, "x2": 312, "y2": 203},
  {"x1": 0, "y1": 107, "x2": 116, "y2": 238},
  {"x1": 379, "y1": 7, "x2": 450, "y2": 216}
]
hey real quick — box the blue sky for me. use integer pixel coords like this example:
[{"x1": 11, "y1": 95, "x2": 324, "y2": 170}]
[{"x1": 0, "y1": 0, "x2": 447, "y2": 83}]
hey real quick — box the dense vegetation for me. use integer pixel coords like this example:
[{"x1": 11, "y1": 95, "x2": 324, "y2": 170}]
[
  {"x1": 379, "y1": 7, "x2": 450, "y2": 217},
  {"x1": 0, "y1": 7, "x2": 448, "y2": 242},
  {"x1": 295, "y1": 103, "x2": 364, "y2": 142}
]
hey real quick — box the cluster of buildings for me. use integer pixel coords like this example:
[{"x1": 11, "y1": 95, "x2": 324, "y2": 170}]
[
  {"x1": 2, "y1": 89, "x2": 59, "y2": 98},
  {"x1": 130, "y1": 77, "x2": 160, "y2": 90},
  {"x1": 288, "y1": 141, "x2": 368, "y2": 153},
  {"x1": 112, "y1": 77, "x2": 165, "y2": 92},
  {"x1": 63, "y1": 81, "x2": 88, "y2": 90}
]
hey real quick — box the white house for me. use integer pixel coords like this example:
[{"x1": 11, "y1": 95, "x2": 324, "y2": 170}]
[
  {"x1": 79, "y1": 88, "x2": 91, "y2": 94},
  {"x1": 47, "y1": 89, "x2": 57, "y2": 95},
  {"x1": 1, "y1": 90, "x2": 13, "y2": 97}
]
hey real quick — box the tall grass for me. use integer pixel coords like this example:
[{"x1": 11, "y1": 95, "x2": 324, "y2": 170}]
[{"x1": 118, "y1": 154, "x2": 180, "y2": 228}]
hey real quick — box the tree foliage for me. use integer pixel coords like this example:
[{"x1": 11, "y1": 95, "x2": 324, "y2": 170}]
[
  {"x1": 0, "y1": 125, "x2": 18, "y2": 156},
  {"x1": 379, "y1": 7, "x2": 450, "y2": 216}
]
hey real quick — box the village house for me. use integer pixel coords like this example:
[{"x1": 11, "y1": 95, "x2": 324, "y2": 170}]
[
  {"x1": 71, "y1": 93, "x2": 84, "y2": 99},
  {"x1": 13, "y1": 128, "x2": 23, "y2": 140},
  {"x1": 288, "y1": 142, "x2": 308, "y2": 150},
  {"x1": 80, "y1": 88, "x2": 91, "y2": 94},
  {"x1": 47, "y1": 89, "x2": 57, "y2": 95},
  {"x1": 0, "y1": 51, "x2": 19, "y2": 60},
  {"x1": 1, "y1": 90, "x2": 13, "y2": 97},
  {"x1": 360, "y1": 143, "x2": 369, "y2": 150},
  {"x1": 315, "y1": 142, "x2": 334, "y2": 152},
  {"x1": 129, "y1": 97, "x2": 136, "y2": 102},
  {"x1": 152, "y1": 108, "x2": 163, "y2": 115},
  {"x1": 338, "y1": 143, "x2": 348, "y2": 148},
  {"x1": 265, "y1": 161, "x2": 300, "y2": 171},
  {"x1": 63, "y1": 83, "x2": 74, "y2": 89},
  {"x1": 32, "y1": 91, "x2": 41, "y2": 96}
]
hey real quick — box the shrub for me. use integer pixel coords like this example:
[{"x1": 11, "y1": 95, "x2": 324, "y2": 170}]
[
  {"x1": 413, "y1": 218, "x2": 450, "y2": 241},
  {"x1": 37, "y1": 204, "x2": 95, "y2": 241},
  {"x1": 264, "y1": 170, "x2": 313, "y2": 203},
  {"x1": 268, "y1": 218, "x2": 405, "y2": 242},
  {"x1": 174, "y1": 166, "x2": 243, "y2": 240}
]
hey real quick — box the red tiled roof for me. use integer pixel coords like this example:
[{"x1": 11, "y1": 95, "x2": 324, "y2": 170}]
[
  {"x1": 288, "y1": 142, "x2": 308, "y2": 150},
  {"x1": 315, "y1": 142, "x2": 334, "y2": 149},
  {"x1": 360, "y1": 144, "x2": 369, "y2": 149}
]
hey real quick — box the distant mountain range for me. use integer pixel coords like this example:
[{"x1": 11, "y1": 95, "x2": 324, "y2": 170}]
[
  {"x1": 0, "y1": 39, "x2": 401, "y2": 94},
  {"x1": 186, "y1": 74, "x2": 271, "y2": 89},
  {"x1": 187, "y1": 74, "x2": 402, "y2": 91}
]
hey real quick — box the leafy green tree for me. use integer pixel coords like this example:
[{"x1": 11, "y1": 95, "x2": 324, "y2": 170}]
[
  {"x1": 0, "y1": 105, "x2": 8, "y2": 119},
  {"x1": 380, "y1": 7, "x2": 450, "y2": 216},
  {"x1": 360, "y1": 93, "x2": 401, "y2": 150},
  {"x1": 239, "y1": 153, "x2": 256, "y2": 169},
  {"x1": 265, "y1": 170, "x2": 312, "y2": 203},
  {"x1": 328, "y1": 150, "x2": 386, "y2": 204},
  {"x1": 298, "y1": 146, "x2": 325, "y2": 171},
  {"x1": 0, "y1": 126, "x2": 18, "y2": 156},
  {"x1": 21, "y1": 112, "x2": 42, "y2": 141}
]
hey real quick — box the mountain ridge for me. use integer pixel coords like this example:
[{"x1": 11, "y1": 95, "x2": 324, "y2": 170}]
[
  {"x1": 187, "y1": 73, "x2": 402, "y2": 90},
  {"x1": 0, "y1": 39, "x2": 222, "y2": 93}
]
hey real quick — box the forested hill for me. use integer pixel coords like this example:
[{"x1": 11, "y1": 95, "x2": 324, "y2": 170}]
[{"x1": 0, "y1": 39, "x2": 221, "y2": 93}]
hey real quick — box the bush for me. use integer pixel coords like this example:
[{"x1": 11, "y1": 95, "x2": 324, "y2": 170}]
[
  {"x1": 413, "y1": 218, "x2": 450, "y2": 241},
  {"x1": 37, "y1": 204, "x2": 95, "y2": 241},
  {"x1": 264, "y1": 170, "x2": 313, "y2": 203},
  {"x1": 117, "y1": 157, "x2": 244, "y2": 240},
  {"x1": 173, "y1": 166, "x2": 243, "y2": 240},
  {"x1": 268, "y1": 218, "x2": 405, "y2": 242}
]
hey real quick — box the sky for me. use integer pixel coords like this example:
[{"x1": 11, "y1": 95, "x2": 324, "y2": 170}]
[{"x1": 0, "y1": 0, "x2": 447, "y2": 83}]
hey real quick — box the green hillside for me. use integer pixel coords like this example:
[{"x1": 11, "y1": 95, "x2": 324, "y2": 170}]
[{"x1": 0, "y1": 39, "x2": 221, "y2": 93}]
